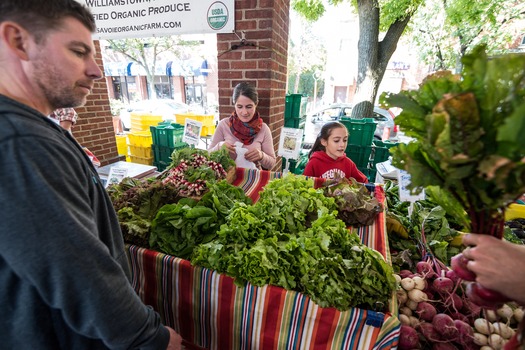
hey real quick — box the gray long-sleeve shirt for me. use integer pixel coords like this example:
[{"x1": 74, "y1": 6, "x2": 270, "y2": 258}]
[{"x1": 0, "y1": 95, "x2": 169, "y2": 349}]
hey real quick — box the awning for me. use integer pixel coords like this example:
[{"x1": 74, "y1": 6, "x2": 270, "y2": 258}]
[{"x1": 104, "y1": 59, "x2": 210, "y2": 77}]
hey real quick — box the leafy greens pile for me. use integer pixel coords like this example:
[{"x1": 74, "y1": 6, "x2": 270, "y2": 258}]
[
  {"x1": 192, "y1": 175, "x2": 395, "y2": 311},
  {"x1": 322, "y1": 176, "x2": 382, "y2": 226},
  {"x1": 149, "y1": 180, "x2": 251, "y2": 260},
  {"x1": 381, "y1": 45, "x2": 525, "y2": 237}
]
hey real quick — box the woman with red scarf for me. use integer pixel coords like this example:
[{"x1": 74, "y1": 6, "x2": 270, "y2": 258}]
[{"x1": 208, "y1": 82, "x2": 276, "y2": 170}]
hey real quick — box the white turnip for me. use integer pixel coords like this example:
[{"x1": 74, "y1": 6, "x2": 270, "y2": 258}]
[
  {"x1": 401, "y1": 277, "x2": 415, "y2": 291},
  {"x1": 474, "y1": 318, "x2": 494, "y2": 335},
  {"x1": 399, "y1": 306, "x2": 412, "y2": 316},
  {"x1": 399, "y1": 313, "x2": 411, "y2": 326},
  {"x1": 412, "y1": 276, "x2": 427, "y2": 290},
  {"x1": 406, "y1": 299, "x2": 419, "y2": 311},
  {"x1": 514, "y1": 307, "x2": 524, "y2": 323},
  {"x1": 492, "y1": 322, "x2": 514, "y2": 340},
  {"x1": 408, "y1": 289, "x2": 428, "y2": 303},
  {"x1": 397, "y1": 289, "x2": 408, "y2": 305},
  {"x1": 496, "y1": 304, "x2": 513, "y2": 322},
  {"x1": 473, "y1": 332, "x2": 488, "y2": 346},
  {"x1": 487, "y1": 333, "x2": 504, "y2": 349},
  {"x1": 399, "y1": 325, "x2": 419, "y2": 349}
]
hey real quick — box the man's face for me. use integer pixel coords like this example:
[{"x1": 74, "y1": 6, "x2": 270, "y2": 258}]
[{"x1": 29, "y1": 17, "x2": 102, "y2": 110}]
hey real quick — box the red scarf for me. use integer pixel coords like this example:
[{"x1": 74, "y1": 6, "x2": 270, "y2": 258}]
[{"x1": 228, "y1": 111, "x2": 263, "y2": 145}]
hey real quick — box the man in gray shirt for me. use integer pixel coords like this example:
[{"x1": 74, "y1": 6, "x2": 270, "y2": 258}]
[{"x1": 0, "y1": 0, "x2": 181, "y2": 348}]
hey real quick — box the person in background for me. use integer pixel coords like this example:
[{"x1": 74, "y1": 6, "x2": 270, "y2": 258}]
[
  {"x1": 208, "y1": 82, "x2": 276, "y2": 170},
  {"x1": 0, "y1": 1, "x2": 181, "y2": 349},
  {"x1": 303, "y1": 121, "x2": 368, "y2": 183},
  {"x1": 49, "y1": 107, "x2": 78, "y2": 132}
]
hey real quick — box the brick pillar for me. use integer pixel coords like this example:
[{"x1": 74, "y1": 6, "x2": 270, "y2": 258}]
[
  {"x1": 217, "y1": 0, "x2": 290, "y2": 170},
  {"x1": 74, "y1": 40, "x2": 122, "y2": 166}
]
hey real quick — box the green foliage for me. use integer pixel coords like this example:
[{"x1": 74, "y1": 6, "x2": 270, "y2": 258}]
[
  {"x1": 192, "y1": 175, "x2": 396, "y2": 311},
  {"x1": 381, "y1": 46, "x2": 525, "y2": 233},
  {"x1": 409, "y1": 0, "x2": 524, "y2": 71}
]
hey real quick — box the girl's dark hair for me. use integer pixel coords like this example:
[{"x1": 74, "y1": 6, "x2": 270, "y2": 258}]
[
  {"x1": 308, "y1": 121, "x2": 347, "y2": 158},
  {"x1": 232, "y1": 82, "x2": 258, "y2": 105},
  {"x1": 0, "y1": 0, "x2": 96, "y2": 43}
]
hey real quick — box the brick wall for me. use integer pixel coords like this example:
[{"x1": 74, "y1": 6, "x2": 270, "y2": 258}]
[
  {"x1": 74, "y1": 41, "x2": 122, "y2": 166},
  {"x1": 217, "y1": 0, "x2": 290, "y2": 171}
]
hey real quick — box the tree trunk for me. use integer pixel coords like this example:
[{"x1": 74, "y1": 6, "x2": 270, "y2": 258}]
[{"x1": 351, "y1": 0, "x2": 411, "y2": 119}]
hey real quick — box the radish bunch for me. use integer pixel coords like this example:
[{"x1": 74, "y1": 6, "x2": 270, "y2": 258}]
[{"x1": 396, "y1": 264, "x2": 524, "y2": 349}]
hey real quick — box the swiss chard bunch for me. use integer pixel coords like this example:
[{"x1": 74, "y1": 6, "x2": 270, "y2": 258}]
[{"x1": 381, "y1": 45, "x2": 525, "y2": 237}]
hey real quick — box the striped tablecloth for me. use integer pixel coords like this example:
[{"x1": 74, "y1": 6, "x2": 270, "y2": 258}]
[{"x1": 126, "y1": 168, "x2": 400, "y2": 349}]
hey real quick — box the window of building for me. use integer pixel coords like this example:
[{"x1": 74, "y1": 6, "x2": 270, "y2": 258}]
[
  {"x1": 152, "y1": 76, "x2": 173, "y2": 99},
  {"x1": 111, "y1": 76, "x2": 137, "y2": 103}
]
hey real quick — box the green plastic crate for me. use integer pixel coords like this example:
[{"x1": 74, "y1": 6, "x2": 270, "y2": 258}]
[
  {"x1": 340, "y1": 117, "x2": 377, "y2": 146},
  {"x1": 370, "y1": 140, "x2": 399, "y2": 166},
  {"x1": 346, "y1": 144, "x2": 373, "y2": 168},
  {"x1": 358, "y1": 167, "x2": 378, "y2": 183},
  {"x1": 150, "y1": 123, "x2": 185, "y2": 149},
  {"x1": 284, "y1": 116, "x2": 306, "y2": 129},
  {"x1": 285, "y1": 94, "x2": 308, "y2": 119}
]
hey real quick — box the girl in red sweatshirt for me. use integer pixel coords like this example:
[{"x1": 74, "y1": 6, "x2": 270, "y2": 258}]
[{"x1": 303, "y1": 121, "x2": 368, "y2": 183}]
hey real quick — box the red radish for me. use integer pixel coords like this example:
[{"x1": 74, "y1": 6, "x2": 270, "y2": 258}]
[
  {"x1": 398, "y1": 325, "x2": 419, "y2": 349},
  {"x1": 446, "y1": 293, "x2": 464, "y2": 313},
  {"x1": 432, "y1": 313, "x2": 459, "y2": 340},
  {"x1": 450, "y1": 253, "x2": 476, "y2": 281},
  {"x1": 448, "y1": 312, "x2": 469, "y2": 323},
  {"x1": 433, "y1": 276, "x2": 454, "y2": 294},
  {"x1": 445, "y1": 270, "x2": 459, "y2": 284},
  {"x1": 399, "y1": 269, "x2": 413, "y2": 279},
  {"x1": 465, "y1": 282, "x2": 510, "y2": 309},
  {"x1": 417, "y1": 302, "x2": 437, "y2": 322},
  {"x1": 462, "y1": 300, "x2": 481, "y2": 320},
  {"x1": 453, "y1": 319, "x2": 474, "y2": 346},
  {"x1": 417, "y1": 322, "x2": 441, "y2": 342},
  {"x1": 417, "y1": 261, "x2": 436, "y2": 278},
  {"x1": 432, "y1": 343, "x2": 458, "y2": 350}
]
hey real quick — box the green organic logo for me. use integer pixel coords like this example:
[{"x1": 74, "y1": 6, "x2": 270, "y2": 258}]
[{"x1": 207, "y1": 1, "x2": 229, "y2": 30}]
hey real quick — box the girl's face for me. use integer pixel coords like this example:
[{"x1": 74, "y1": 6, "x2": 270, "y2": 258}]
[
  {"x1": 234, "y1": 95, "x2": 257, "y2": 122},
  {"x1": 321, "y1": 126, "x2": 348, "y2": 159}
]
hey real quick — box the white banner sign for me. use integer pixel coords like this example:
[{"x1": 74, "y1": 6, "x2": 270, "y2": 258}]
[{"x1": 77, "y1": 0, "x2": 235, "y2": 39}]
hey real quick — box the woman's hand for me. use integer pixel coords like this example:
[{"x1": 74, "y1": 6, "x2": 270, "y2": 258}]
[
  {"x1": 221, "y1": 142, "x2": 237, "y2": 159},
  {"x1": 462, "y1": 233, "x2": 525, "y2": 305},
  {"x1": 244, "y1": 149, "x2": 263, "y2": 163}
]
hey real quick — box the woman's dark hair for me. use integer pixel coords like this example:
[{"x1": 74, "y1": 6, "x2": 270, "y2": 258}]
[
  {"x1": 308, "y1": 121, "x2": 347, "y2": 158},
  {"x1": 0, "y1": 0, "x2": 96, "y2": 43},
  {"x1": 232, "y1": 82, "x2": 258, "y2": 105}
]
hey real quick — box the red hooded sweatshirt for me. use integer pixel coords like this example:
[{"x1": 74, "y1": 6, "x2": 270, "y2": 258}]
[{"x1": 303, "y1": 151, "x2": 368, "y2": 183}]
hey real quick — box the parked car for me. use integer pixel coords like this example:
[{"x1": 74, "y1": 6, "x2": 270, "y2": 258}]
[
  {"x1": 308, "y1": 103, "x2": 397, "y2": 141},
  {"x1": 119, "y1": 99, "x2": 191, "y2": 131}
]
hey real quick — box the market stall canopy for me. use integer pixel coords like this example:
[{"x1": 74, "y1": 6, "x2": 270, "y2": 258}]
[{"x1": 104, "y1": 60, "x2": 209, "y2": 77}]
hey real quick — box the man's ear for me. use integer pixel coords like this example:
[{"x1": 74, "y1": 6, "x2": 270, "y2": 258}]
[{"x1": 0, "y1": 21, "x2": 31, "y2": 61}]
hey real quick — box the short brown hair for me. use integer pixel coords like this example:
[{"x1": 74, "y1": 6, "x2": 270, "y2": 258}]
[{"x1": 0, "y1": 0, "x2": 96, "y2": 43}]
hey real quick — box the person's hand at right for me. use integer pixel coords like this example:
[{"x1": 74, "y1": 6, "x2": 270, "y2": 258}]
[
  {"x1": 462, "y1": 233, "x2": 525, "y2": 305},
  {"x1": 166, "y1": 327, "x2": 182, "y2": 350}
]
